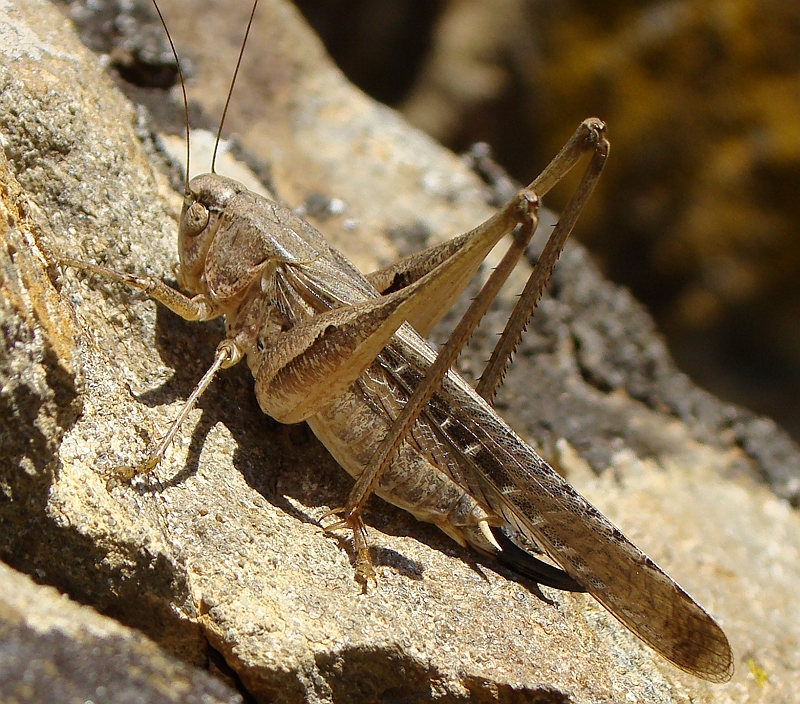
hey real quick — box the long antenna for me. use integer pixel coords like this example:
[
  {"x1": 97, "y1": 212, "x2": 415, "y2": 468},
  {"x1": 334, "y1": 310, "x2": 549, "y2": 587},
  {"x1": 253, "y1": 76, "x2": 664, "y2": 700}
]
[
  {"x1": 151, "y1": 0, "x2": 191, "y2": 195},
  {"x1": 211, "y1": 0, "x2": 260, "y2": 174}
]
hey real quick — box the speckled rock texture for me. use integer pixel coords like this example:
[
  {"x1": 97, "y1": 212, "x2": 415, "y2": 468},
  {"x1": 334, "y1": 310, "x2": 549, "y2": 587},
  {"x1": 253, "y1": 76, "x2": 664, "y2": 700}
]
[
  {"x1": 1, "y1": 1, "x2": 799, "y2": 702},
  {"x1": 0, "y1": 562, "x2": 242, "y2": 703}
]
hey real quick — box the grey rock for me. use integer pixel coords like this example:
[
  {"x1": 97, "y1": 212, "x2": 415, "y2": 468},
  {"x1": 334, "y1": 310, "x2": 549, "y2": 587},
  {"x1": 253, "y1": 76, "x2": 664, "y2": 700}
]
[
  {"x1": 1, "y1": 0, "x2": 799, "y2": 702},
  {"x1": 0, "y1": 561, "x2": 242, "y2": 703}
]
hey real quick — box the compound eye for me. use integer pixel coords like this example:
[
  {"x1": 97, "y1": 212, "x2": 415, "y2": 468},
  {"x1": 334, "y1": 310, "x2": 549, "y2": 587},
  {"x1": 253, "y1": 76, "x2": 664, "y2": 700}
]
[{"x1": 182, "y1": 201, "x2": 209, "y2": 237}]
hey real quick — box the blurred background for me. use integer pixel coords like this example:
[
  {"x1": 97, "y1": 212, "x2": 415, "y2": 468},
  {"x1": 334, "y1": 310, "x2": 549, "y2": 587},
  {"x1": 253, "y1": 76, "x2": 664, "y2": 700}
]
[{"x1": 291, "y1": 0, "x2": 800, "y2": 443}]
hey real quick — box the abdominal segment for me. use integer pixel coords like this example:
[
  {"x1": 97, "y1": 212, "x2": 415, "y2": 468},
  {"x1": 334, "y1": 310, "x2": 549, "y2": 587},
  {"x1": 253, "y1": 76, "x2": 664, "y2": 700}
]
[{"x1": 306, "y1": 359, "x2": 498, "y2": 548}]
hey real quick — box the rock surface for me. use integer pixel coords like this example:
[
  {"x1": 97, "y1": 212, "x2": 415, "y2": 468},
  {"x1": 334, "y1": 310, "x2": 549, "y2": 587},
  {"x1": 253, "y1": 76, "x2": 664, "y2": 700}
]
[
  {"x1": 1, "y1": 1, "x2": 799, "y2": 702},
  {"x1": 0, "y1": 562, "x2": 242, "y2": 703}
]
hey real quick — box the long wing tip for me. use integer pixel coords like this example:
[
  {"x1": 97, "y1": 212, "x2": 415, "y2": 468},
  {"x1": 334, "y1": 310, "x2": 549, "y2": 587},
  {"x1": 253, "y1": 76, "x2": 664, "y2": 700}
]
[
  {"x1": 664, "y1": 618, "x2": 734, "y2": 683},
  {"x1": 680, "y1": 654, "x2": 734, "y2": 683}
]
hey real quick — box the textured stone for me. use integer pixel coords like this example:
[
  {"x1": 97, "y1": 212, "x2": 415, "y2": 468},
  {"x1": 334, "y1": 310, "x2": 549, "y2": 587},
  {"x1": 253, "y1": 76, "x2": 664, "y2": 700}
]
[{"x1": 0, "y1": 561, "x2": 242, "y2": 703}]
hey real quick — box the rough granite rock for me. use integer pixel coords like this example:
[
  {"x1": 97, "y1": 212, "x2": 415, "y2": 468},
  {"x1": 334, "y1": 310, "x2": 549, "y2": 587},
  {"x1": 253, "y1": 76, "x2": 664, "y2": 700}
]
[
  {"x1": 0, "y1": 561, "x2": 243, "y2": 703},
  {"x1": 1, "y1": 1, "x2": 799, "y2": 703}
]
